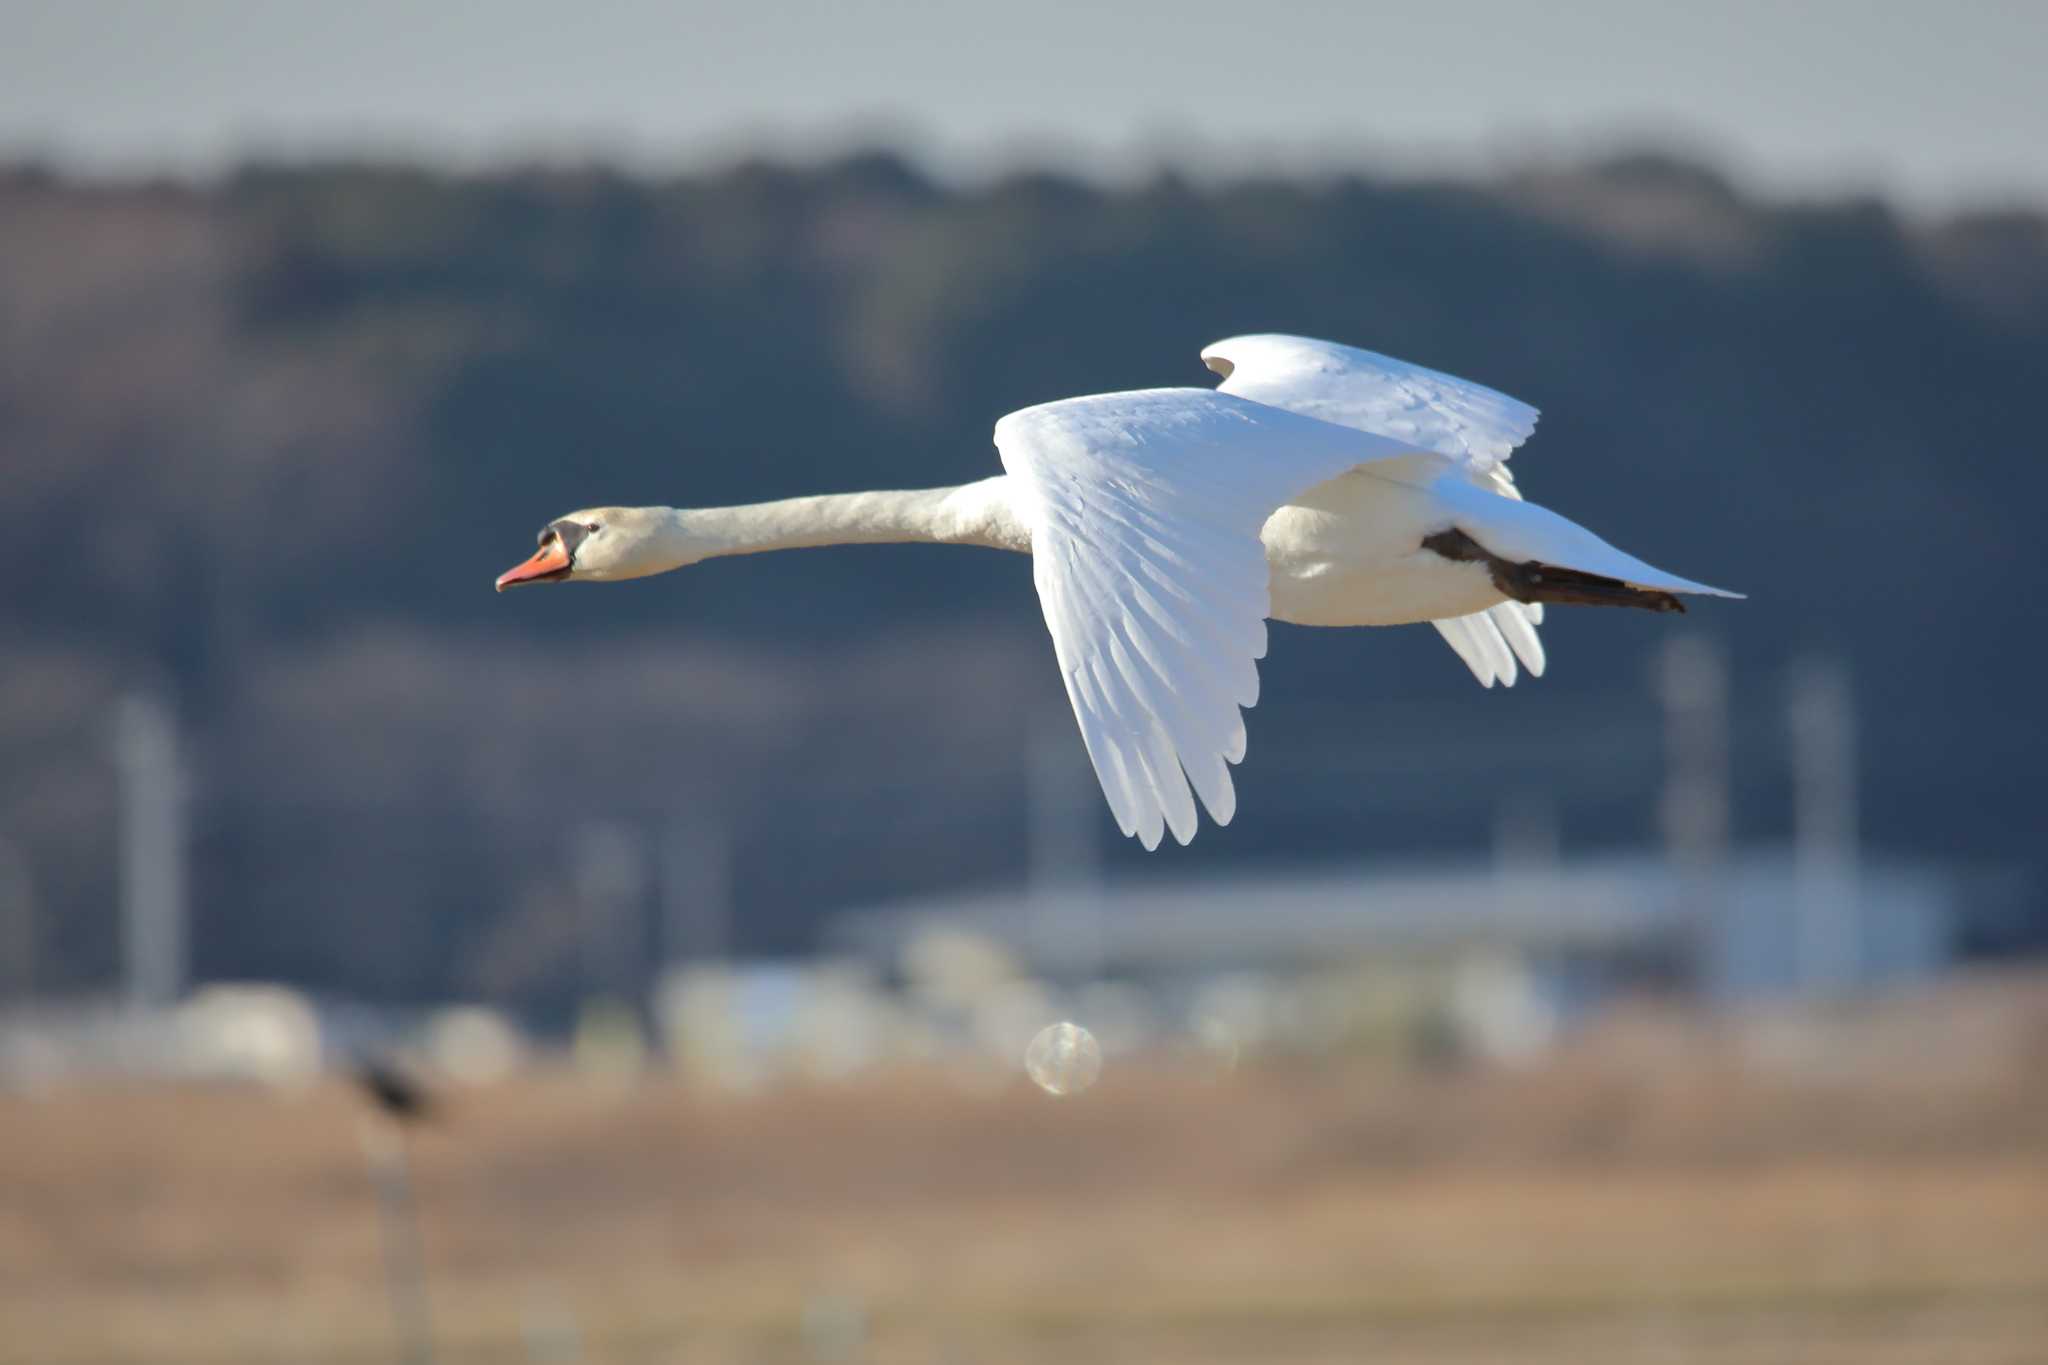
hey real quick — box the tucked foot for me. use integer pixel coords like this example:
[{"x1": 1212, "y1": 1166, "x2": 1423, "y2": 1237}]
[{"x1": 1422, "y1": 529, "x2": 1686, "y2": 614}]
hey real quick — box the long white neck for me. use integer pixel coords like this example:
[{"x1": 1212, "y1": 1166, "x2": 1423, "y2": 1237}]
[{"x1": 667, "y1": 475, "x2": 1027, "y2": 562}]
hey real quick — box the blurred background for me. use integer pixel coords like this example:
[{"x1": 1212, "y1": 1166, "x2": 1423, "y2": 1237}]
[{"x1": 3, "y1": 3, "x2": 2046, "y2": 1362}]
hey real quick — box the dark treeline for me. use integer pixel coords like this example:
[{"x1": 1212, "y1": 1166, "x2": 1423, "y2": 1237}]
[{"x1": 2, "y1": 151, "x2": 2042, "y2": 1010}]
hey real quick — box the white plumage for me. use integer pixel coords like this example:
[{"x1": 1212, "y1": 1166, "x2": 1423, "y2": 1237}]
[
  {"x1": 987, "y1": 336, "x2": 1732, "y2": 845},
  {"x1": 995, "y1": 389, "x2": 1372, "y2": 849},
  {"x1": 1202, "y1": 332, "x2": 1539, "y2": 471},
  {"x1": 499, "y1": 334, "x2": 1739, "y2": 849}
]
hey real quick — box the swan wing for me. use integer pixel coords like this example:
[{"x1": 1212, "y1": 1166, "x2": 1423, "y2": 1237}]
[
  {"x1": 996, "y1": 387, "x2": 1394, "y2": 848},
  {"x1": 1203, "y1": 333, "x2": 1551, "y2": 687},
  {"x1": 1201, "y1": 333, "x2": 1538, "y2": 476}
]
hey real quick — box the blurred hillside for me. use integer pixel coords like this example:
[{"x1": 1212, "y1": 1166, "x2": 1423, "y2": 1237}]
[{"x1": 2, "y1": 151, "x2": 2043, "y2": 1005}]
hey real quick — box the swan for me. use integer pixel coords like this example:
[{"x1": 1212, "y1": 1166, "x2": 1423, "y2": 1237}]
[{"x1": 496, "y1": 334, "x2": 1738, "y2": 849}]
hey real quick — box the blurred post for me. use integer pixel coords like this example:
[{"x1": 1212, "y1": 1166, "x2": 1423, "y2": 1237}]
[
  {"x1": 1654, "y1": 637, "x2": 1729, "y2": 992},
  {"x1": 115, "y1": 694, "x2": 187, "y2": 1013},
  {"x1": 573, "y1": 822, "x2": 648, "y2": 1003},
  {"x1": 573, "y1": 823, "x2": 652, "y2": 1080},
  {"x1": 0, "y1": 839, "x2": 32, "y2": 1004},
  {"x1": 1027, "y1": 710, "x2": 1103, "y2": 982},
  {"x1": 661, "y1": 817, "x2": 731, "y2": 965},
  {"x1": 1493, "y1": 793, "x2": 1561, "y2": 874},
  {"x1": 1493, "y1": 793, "x2": 1561, "y2": 921},
  {"x1": 359, "y1": 1117, "x2": 435, "y2": 1365},
  {"x1": 1788, "y1": 656, "x2": 1860, "y2": 992}
]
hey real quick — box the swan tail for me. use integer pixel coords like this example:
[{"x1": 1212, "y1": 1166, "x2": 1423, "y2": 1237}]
[{"x1": 1432, "y1": 478, "x2": 1742, "y2": 605}]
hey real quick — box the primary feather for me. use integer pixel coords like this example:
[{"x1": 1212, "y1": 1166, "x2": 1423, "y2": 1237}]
[{"x1": 996, "y1": 389, "x2": 1392, "y2": 849}]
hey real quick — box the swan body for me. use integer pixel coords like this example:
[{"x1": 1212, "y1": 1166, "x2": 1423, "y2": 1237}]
[
  {"x1": 498, "y1": 335, "x2": 1738, "y2": 848},
  {"x1": 1259, "y1": 470, "x2": 1501, "y2": 626}
]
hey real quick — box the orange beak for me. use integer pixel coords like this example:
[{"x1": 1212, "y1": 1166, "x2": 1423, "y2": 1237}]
[{"x1": 495, "y1": 539, "x2": 572, "y2": 591}]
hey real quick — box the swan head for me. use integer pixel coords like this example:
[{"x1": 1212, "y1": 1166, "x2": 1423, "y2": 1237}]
[{"x1": 495, "y1": 506, "x2": 697, "y2": 590}]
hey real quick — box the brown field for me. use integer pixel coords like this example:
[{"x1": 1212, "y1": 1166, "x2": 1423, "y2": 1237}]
[{"x1": 4, "y1": 972, "x2": 2048, "y2": 1365}]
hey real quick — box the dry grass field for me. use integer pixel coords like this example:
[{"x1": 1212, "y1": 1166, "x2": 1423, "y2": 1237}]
[{"x1": 4, "y1": 971, "x2": 2047, "y2": 1365}]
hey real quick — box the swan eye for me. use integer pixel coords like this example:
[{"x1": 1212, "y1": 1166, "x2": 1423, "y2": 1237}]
[{"x1": 585, "y1": 522, "x2": 600, "y2": 534}]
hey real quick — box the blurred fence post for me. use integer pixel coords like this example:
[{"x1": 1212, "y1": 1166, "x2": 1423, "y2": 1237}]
[
  {"x1": 360, "y1": 1117, "x2": 435, "y2": 1365},
  {"x1": 1493, "y1": 793, "x2": 1560, "y2": 874},
  {"x1": 115, "y1": 694, "x2": 187, "y2": 1013},
  {"x1": 1788, "y1": 655, "x2": 1860, "y2": 992},
  {"x1": 0, "y1": 839, "x2": 32, "y2": 1004},
  {"x1": 661, "y1": 817, "x2": 731, "y2": 967},
  {"x1": 1654, "y1": 637, "x2": 1729, "y2": 993},
  {"x1": 1027, "y1": 709, "x2": 1103, "y2": 982},
  {"x1": 573, "y1": 821, "x2": 648, "y2": 1005}
]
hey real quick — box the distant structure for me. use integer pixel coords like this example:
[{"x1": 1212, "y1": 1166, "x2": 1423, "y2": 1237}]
[
  {"x1": 661, "y1": 816, "x2": 732, "y2": 965},
  {"x1": 115, "y1": 694, "x2": 187, "y2": 1012},
  {"x1": 1493, "y1": 793, "x2": 1561, "y2": 877},
  {"x1": 1655, "y1": 635, "x2": 1730, "y2": 984},
  {"x1": 1788, "y1": 656, "x2": 1860, "y2": 992},
  {"x1": 832, "y1": 644, "x2": 1949, "y2": 1015},
  {"x1": 573, "y1": 821, "x2": 647, "y2": 1003},
  {"x1": 1025, "y1": 709, "x2": 1104, "y2": 980},
  {"x1": 0, "y1": 839, "x2": 33, "y2": 1004},
  {"x1": 830, "y1": 849, "x2": 1959, "y2": 1011}
]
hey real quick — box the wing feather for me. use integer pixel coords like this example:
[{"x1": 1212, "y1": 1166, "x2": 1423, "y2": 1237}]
[
  {"x1": 1203, "y1": 333, "x2": 1553, "y2": 689},
  {"x1": 998, "y1": 387, "x2": 1375, "y2": 847},
  {"x1": 1203, "y1": 333, "x2": 1538, "y2": 472},
  {"x1": 1433, "y1": 611, "x2": 1523, "y2": 688},
  {"x1": 1489, "y1": 602, "x2": 1547, "y2": 677},
  {"x1": 1432, "y1": 615, "x2": 1498, "y2": 688}
]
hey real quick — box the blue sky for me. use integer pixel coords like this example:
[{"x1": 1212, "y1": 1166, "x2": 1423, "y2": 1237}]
[{"x1": 6, "y1": 0, "x2": 2042, "y2": 213}]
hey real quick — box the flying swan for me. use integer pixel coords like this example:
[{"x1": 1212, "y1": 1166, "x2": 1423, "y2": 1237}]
[{"x1": 497, "y1": 334, "x2": 1738, "y2": 849}]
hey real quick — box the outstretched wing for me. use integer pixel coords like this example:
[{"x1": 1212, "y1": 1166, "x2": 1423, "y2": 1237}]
[
  {"x1": 1200, "y1": 333, "x2": 1538, "y2": 476},
  {"x1": 996, "y1": 387, "x2": 1403, "y2": 848},
  {"x1": 1201, "y1": 333, "x2": 1549, "y2": 687}
]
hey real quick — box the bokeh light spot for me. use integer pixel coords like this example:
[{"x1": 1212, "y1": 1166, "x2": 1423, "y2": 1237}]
[{"x1": 1024, "y1": 1020, "x2": 1102, "y2": 1097}]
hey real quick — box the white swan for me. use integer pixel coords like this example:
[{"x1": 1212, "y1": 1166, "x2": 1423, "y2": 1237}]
[{"x1": 497, "y1": 334, "x2": 1737, "y2": 849}]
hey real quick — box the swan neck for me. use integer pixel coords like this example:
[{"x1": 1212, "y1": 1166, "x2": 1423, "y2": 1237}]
[{"x1": 676, "y1": 478, "x2": 1023, "y2": 558}]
